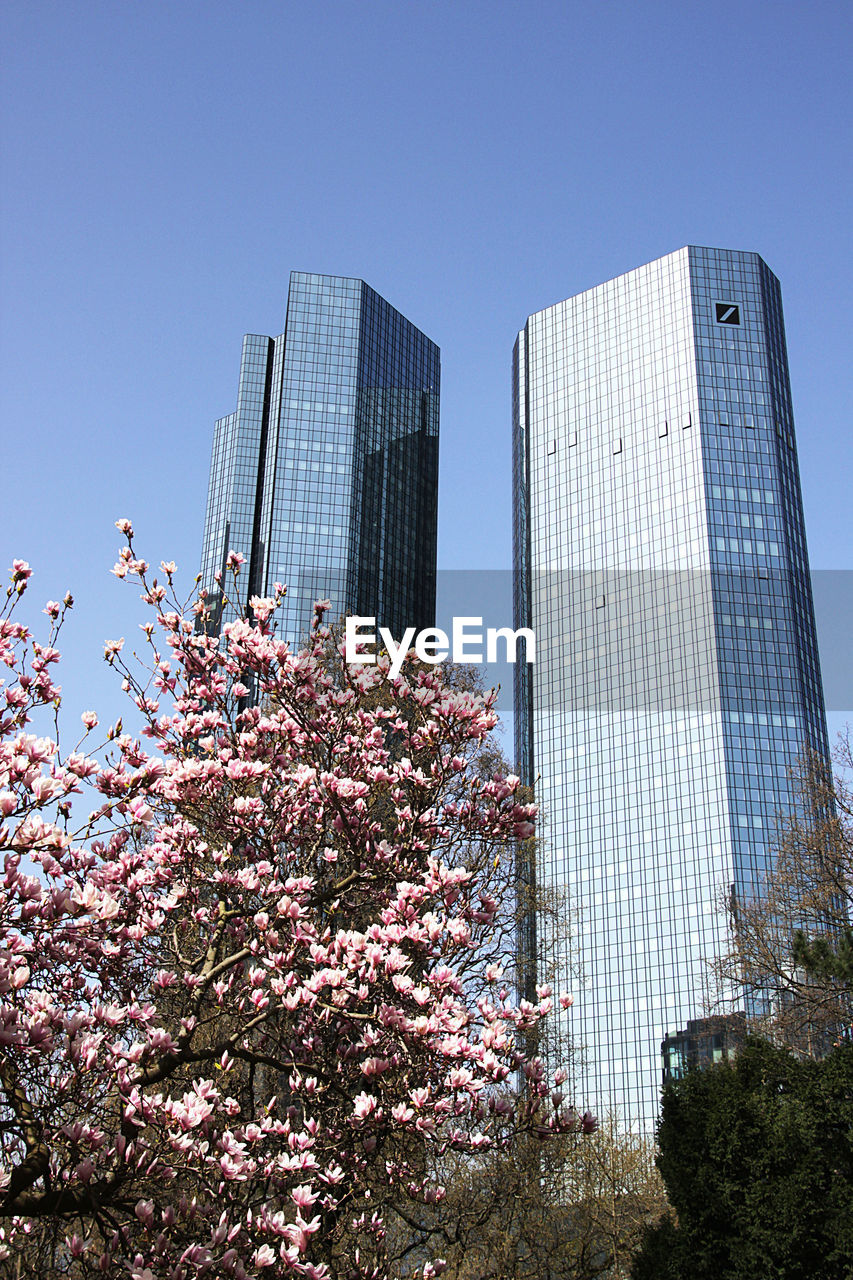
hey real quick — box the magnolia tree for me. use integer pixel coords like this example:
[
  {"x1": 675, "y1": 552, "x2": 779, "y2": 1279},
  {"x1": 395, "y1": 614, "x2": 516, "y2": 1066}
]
[{"x1": 0, "y1": 529, "x2": 589, "y2": 1280}]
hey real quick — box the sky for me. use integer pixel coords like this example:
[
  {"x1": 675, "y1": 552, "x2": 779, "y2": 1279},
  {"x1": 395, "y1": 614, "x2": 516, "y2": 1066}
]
[{"x1": 1, "y1": 0, "x2": 851, "y2": 743}]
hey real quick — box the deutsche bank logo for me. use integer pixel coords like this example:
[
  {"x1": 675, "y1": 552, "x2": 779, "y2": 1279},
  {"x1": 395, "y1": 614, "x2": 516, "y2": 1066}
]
[{"x1": 715, "y1": 302, "x2": 741, "y2": 325}]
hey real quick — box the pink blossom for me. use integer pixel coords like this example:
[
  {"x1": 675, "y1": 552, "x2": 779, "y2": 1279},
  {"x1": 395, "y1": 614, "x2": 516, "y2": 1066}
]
[
  {"x1": 128, "y1": 797, "x2": 154, "y2": 826},
  {"x1": 352, "y1": 1092, "x2": 378, "y2": 1120},
  {"x1": 0, "y1": 540, "x2": 586, "y2": 1279},
  {"x1": 66, "y1": 1234, "x2": 88, "y2": 1258},
  {"x1": 134, "y1": 1200, "x2": 154, "y2": 1226},
  {"x1": 249, "y1": 595, "x2": 276, "y2": 621},
  {"x1": 291, "y1": 1183, "x2": 318, "y2": 1208}
]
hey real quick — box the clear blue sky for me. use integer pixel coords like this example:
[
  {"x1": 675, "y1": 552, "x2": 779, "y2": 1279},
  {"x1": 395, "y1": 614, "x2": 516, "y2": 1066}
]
[{"x1": 1, "y1": 0, "x2": 850, "y2": 735}]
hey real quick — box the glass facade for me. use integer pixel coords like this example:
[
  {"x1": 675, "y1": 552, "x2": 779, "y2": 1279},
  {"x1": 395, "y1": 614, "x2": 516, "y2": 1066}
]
[
  {"x1": 513, "y1": 246, "x2": 829, "y2": 1127},
  {"x1": 200, "y1": 273, "x2": 440, "y2": 647}
]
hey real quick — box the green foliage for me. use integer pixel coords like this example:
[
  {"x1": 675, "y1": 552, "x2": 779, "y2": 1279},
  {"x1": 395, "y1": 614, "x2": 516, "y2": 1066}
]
[
  {"x1": 793, "y1": 926, "x2": 853, "y2": 987},
  {"x1": 632, "y1": 1038, "x2": 853, "y2": 1280}
]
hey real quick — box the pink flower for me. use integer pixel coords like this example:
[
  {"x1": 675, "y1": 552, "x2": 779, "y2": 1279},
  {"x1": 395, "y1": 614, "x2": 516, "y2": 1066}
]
[
  {"x1": 128, "y1": 797, "x2": 154, "y2": 826},
  {"x1": 291, "y1": 1183, "x2": 318, "y2": 1208},
  {"x1": 362, "y1": 1056, "x2": 389, "y2": 1077},
  {"x1": 352, "y1": 1092, "x2": 377, "y2": 1120},
  {"x1": 115, "y1": 518, "x2": 133, "y2": 537},
  {"x1": 134, "y1": 1199, "x2": 154, "y2": 1226},
  {"x1": 0, "y1": 538, "x2": 582, "y2": 1276},
  {"x1": 249, "y1": 595, "x2": 276, "y2": 622}
]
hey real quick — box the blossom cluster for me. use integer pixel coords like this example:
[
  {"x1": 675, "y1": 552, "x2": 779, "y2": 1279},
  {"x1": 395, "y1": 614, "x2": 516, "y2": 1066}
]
[{"x1": 0, "y1": 534, "x2": 588, "y2": 1278}]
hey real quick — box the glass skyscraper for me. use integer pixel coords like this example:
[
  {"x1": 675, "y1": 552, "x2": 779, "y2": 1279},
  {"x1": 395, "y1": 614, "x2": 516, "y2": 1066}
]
[
  {"x1": 200, "y1": 272, "x2": 439, "y2": 647},
  {"x1": 513, "y1": 246, "x2": 829, "y2": 1127}
]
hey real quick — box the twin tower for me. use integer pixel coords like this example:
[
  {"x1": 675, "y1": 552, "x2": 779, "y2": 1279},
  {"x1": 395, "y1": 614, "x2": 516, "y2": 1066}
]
[{"x1": 200, "y1": 247, "x2": 829, "y2": 1128}]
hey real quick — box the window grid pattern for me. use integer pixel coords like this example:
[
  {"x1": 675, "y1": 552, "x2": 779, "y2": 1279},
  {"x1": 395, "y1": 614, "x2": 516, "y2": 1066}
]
[
  {"x1": 513, "y1": 246, "x2": 829, "y2": 1128},
  {"x1": 199, "y1": 273, "x2": 439, "y2": 649}
]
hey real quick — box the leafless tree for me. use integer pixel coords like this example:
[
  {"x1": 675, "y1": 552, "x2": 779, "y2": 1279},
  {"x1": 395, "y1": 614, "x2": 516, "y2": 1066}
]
[{"x1": 710, "y1": 733, "x2": 853, "y2": 1056}]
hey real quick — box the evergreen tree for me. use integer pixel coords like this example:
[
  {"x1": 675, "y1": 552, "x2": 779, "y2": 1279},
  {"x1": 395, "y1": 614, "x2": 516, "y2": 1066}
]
[{"x1": 632, "y1": 1038, "x2": 853, "y2": 1280}]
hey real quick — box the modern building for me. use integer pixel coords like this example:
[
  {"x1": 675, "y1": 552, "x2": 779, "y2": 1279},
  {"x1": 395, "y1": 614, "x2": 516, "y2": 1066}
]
[
  {"x1": 200, "y1": 272, "x2": 439, "y2": 647},
  {"x1": 661, "y1": 1013, "x2": 746, "y2": 1087},
  {"x1": 513, "y1": 246, "x2": 829, "y2": 1127}
]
